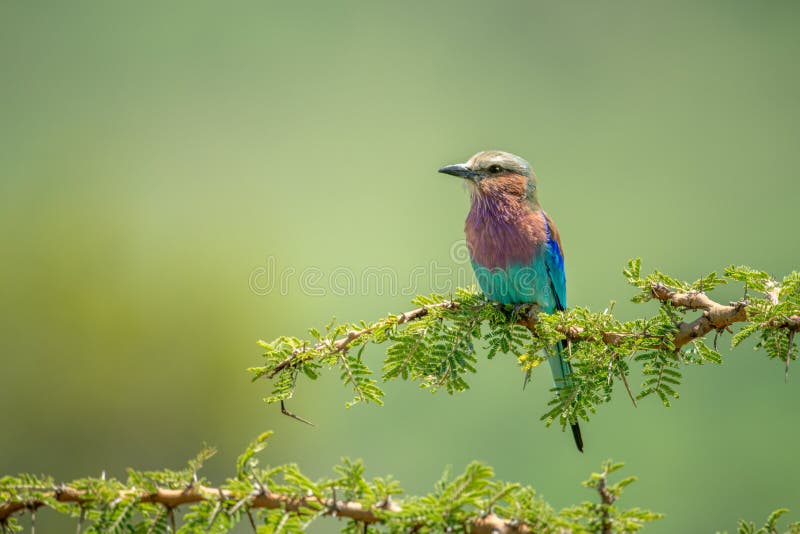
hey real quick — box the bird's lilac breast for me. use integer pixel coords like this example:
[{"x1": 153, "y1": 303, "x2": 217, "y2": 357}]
[
  {"x1": 464, "y1": 198, "x2": 547, "y2": 270},
  {"x1": 464, "y1": 196, "x2": 554, "y2": 306}
]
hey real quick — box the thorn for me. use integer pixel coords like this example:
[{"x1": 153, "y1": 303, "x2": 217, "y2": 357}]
[
  {"x1": 250, "y1": 474, "x2": 268, "y2": 496},
  {"x1": 378, "y1": 495, "x2": 394, "y2": 511},
  {"x1": 329, "y1": 486, "x2": 339, "y2": 516},
  {"x1": 280, "y1": 400, "x2": 315, "y2": 426}
]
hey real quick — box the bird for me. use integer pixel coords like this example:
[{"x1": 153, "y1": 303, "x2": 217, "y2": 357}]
[{"x1": 438, "y1": 150, "x2": 583, "y2": 452}]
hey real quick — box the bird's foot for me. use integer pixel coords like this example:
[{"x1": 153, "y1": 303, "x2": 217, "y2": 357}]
[
  {"x1": 514, "y1": 303, "x2": 542, "y2": 322},
  {"x1": 492, "y1": 303, "x2": 542, "y2": 324}
]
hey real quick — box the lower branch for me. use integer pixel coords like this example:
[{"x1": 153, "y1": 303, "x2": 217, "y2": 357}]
[{"x1": 0, "y1": 451, "x2": 658, "y2": 533}]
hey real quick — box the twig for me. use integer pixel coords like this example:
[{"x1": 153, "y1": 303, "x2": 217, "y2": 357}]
[
  {"x1": 598, "y1": 473, "x2": 615, "y2": 534},
  {"x1": 205, "y1": 488, "x2": 224, "y2": 532},
  {"x1": 169, "y1": 507, "x2": 176, "y2": 533},
  {"x1": 616, "y1": 356, "x2": 637, "y2": 407},
  {"x1": 146, "y1": 507, "x2": 163, "y2": 534},
  {"x1": 76, "y1": 505, "x2": 85, "y2": 534},
  {"x1": 280, "y1": 400, "x2": 315, "y2": 427},
  {"x1": 786, "y1": 330, "x2": 795, "y2": 384},
  {"x1": 245, "y1": 508, "x2": 256, "y2": 532},
  {"x1": 274, "y1": 512, "x2": 289, "y2": 534}
]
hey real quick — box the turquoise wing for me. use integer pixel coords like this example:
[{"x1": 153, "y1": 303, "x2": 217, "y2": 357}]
[{"x1": 543, "y1": 215, "x2": 566, "y2": 311}]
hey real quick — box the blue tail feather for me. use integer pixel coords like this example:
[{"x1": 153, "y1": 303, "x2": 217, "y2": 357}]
[{"x1": 547, "y1": 340, "x2": 583, "y2": 452}]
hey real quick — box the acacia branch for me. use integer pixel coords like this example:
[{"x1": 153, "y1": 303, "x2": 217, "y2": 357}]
[
  {"x1": 648, "y1": 282, "x2": 750, "y2": 348},
  {"x1": 255, "y1": 264, "x2": 800, "y2": 424},
  {"x1": 523, "y1": 282, "x2": 752, "y2": 349},
  {"x1": 0, "y1": 484, "x2": 546, "y2": 533},
  {"x1": 0, "y1": 485, "x2": 392, "y2": 523},
  {"x1": 267, "y1": 301, "x2": 459, "y2": 378},
  {"x1": 267, "y1": 281, "x2": 773, "y2": 377}
]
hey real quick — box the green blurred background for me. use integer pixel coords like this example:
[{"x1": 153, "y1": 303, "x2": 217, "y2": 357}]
[{"x1": 2, "y1": 1, "x2": 799, "y2": 532}]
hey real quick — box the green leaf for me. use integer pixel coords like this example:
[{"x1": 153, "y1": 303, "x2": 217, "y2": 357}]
[
  {"x1": 236, "y1": 431, "x2": 273, "y2": 479},
  {"x1": 694, "y1": 339, "x2": 723, "y2": 364}
]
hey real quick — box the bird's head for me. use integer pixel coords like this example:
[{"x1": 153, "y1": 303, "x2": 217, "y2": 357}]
[{"x1": 438, "y1": 150, "x2": 538, "y2": 205}]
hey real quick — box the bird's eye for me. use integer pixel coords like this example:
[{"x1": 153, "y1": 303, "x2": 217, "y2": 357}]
[{"x1": 488, "y1": 165, "x2": 502, "y2": 174}]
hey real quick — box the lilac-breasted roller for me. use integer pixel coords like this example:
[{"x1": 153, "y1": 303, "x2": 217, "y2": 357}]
[{"x1": 438, "y1": 150, "x2": 583, "y2": 452}]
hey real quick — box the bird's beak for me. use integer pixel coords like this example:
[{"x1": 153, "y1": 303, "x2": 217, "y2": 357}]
[{"x1": 437, "y1": 163, "x2": 476, "y2": 180}]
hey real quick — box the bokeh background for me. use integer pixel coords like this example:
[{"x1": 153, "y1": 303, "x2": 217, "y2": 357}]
[{"x1": 2, "y1": 1, "x2": 799, "y2": 532}]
